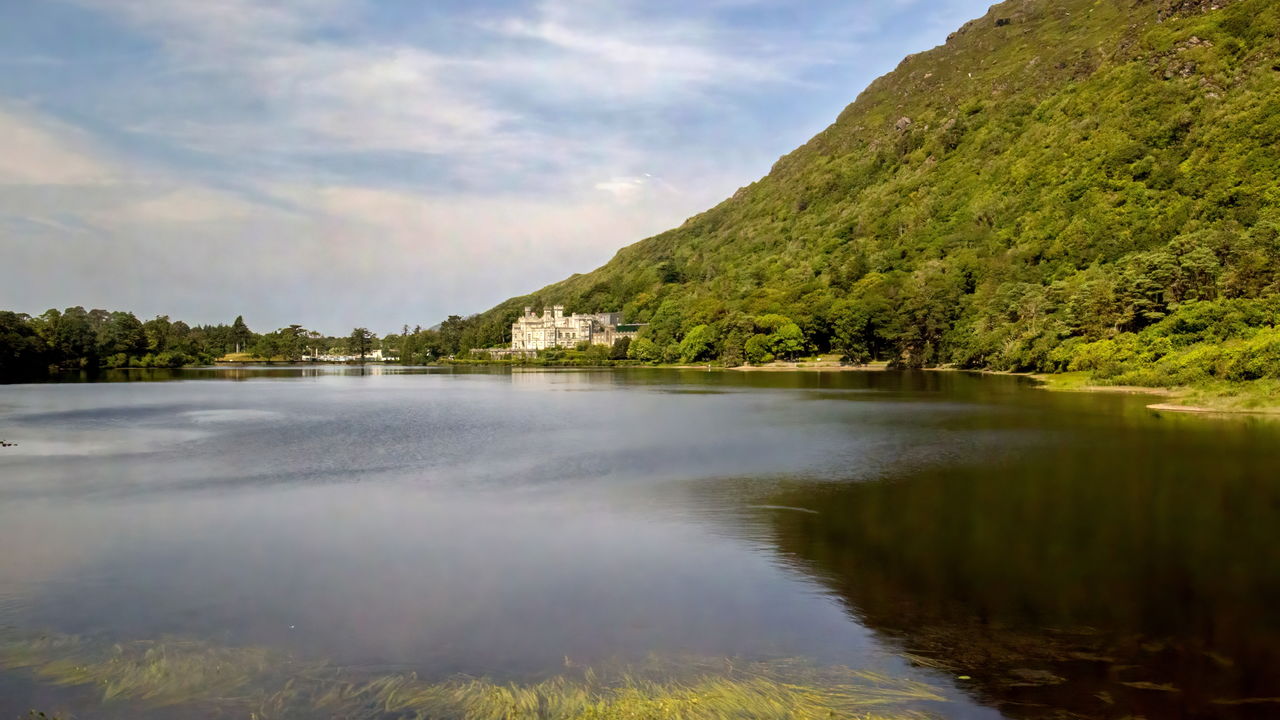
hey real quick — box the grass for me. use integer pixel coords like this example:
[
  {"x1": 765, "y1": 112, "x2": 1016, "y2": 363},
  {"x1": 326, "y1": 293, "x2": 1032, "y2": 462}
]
[
  {"x1": 0, "y1": 630, "x2": 946, "y2": 720},
  {"x1": 1030, "y1": 371, "x2": 1280, "y2": 415},
  {"x1": 1028, "y1": 371, "x2": 1174, "y2": 394},
  {"x1": 1175, "y1": 378, "x2": 1280, "y2": 414}
]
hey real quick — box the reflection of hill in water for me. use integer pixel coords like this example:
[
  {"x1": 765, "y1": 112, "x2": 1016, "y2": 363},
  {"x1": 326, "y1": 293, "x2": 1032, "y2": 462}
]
[{"x1": 760, "y1": 436, "x2": 1280, "y2": 719}]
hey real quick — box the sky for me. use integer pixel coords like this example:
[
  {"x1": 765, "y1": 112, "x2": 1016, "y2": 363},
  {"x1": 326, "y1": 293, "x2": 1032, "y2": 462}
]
[{"x1": 0, "y1": 0, "x2": 995, "y2": 336}]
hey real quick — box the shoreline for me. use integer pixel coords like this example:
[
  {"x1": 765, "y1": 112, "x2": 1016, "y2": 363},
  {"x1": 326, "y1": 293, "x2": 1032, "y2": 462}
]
[
  {"x1": 661, "y1": 363, "x2": 1278, "y2": 417},
  {"x1": 1023, "y1": 372, "x2": 1279, "y2": 416},
  {"x1": 92, "y1": 359, "x2": 1277, "y2": 417}
]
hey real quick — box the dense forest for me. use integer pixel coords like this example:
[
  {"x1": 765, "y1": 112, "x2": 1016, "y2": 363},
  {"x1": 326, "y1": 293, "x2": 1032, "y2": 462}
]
[
  {"x1": 449, "y1": 0, "x2": 1280, "y2": 386},
  {"x1": 0, "y1": 310, "x2": 485, "y2": 379},
  {"x1": 0, "y1": 308, "x2": 254, "y2": 378}
]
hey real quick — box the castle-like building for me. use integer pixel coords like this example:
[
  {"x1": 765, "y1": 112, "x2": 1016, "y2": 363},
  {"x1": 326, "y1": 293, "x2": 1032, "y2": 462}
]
[{"x1": 511, "y1": 305, "x2": 639, "y2": 351}]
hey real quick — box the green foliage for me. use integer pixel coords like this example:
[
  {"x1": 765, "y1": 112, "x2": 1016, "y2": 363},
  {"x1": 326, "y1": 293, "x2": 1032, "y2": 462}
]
[
  {"x1": 0, "y1": 311, "x2": 48, "y2": 379},
  {"x1": 449, "y1": 0, "x2": 1280, "y2": 385},
  {"x1": 1051, "y1": 298, "x2": 1280, "y2": 386},
  {"x1": 744, "y1": 334, "x2": 774, "y2": 365},
  {"x1": 610, "y1": 337, "x2": 632, "y2": 360},
  {"x1": 678, "y1": 324, "x2": 715, "y2": 363},
  {"x1": 348, "y1": 327, "x2": 377, "y2": 360},
  {"x1": 628, "y1": 336, "x2": 660, "y2": 363},
  {"x1": 767, "y1": 323, "x2": 807, "y2": 361},
  {"x1": 0, "y1": 307, "x2": 276, "y2": 376}
]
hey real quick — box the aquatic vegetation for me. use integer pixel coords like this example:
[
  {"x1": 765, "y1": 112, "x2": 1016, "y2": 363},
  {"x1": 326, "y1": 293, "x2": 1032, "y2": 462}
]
[
  {"x1": 0, "y1": 629, "x2": 945, "y2": 719},
  {"x1": 0, "y1": 632, "x2": 286, "y2": 706}
]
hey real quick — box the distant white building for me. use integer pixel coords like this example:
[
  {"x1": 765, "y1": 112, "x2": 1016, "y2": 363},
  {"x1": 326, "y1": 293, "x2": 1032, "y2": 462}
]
[
  {"x1": 510, "y1": 305, "x2": 640, "y2": 351},
  {"x1": 306, "y1": 348, "x2": 397, "y2": 363}
]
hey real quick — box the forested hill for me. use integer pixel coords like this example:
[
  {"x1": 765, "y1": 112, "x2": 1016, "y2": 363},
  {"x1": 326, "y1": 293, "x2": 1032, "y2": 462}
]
[{"x1": 463, "y1": 0, "x2": 1279, "y2": 384}]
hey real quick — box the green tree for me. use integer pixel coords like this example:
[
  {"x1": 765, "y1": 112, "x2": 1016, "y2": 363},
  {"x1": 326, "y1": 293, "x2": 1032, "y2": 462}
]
[
  {"x1": 438, "y1": 316, "x2": 465, "y2": 356},
  {"x1": 744, "y1": 334, "x2": 774, "y2": 364},
  {"x1": 678, "y1": 324, "x2": 716, "y2": 363},
  {"x1": 98, "y1": 311, "x2": 147, "y2": 360},
  {"x1": 251, "y1": 333, "x2": 282, "y2": 361},
  {"x1": 349, "y1": 327, "x2": 376, "y2": 361},
  {"x1": 280, "y1": 325, "x2": 306, "y2": 362},
  {"x1": 53, "y1": 307, "x2": 98, "y2": 368},
  {"x1": 230, "y1": 315, "x2": 253, "y2": 353},
  {"x1": 0, "y1": 311, "x2": 48, "y2": 378},
  {"x1": 583, "y1": 343, "x2": 612, "y2": 365},
  {"x1": 142, "y1": 315, "x2": 173, "y2": 354},
  {"x1": 627, "y1": 336, "x2": 660, "y2": 363},
  {"x1": 609, "y1": 337, "x2": 631, "y2": 360},
  {"x1": 767, "y1": 323, "x2": 806, "y2": 361}
]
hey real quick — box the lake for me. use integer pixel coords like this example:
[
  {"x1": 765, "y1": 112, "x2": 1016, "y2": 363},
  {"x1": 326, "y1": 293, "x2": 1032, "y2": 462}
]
[{"x1": 1, "y1": 367, "x2": 1278, "y2": 719}]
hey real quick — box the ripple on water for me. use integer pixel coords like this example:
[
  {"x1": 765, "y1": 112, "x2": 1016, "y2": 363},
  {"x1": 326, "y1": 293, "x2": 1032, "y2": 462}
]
[{"x1": 181, "y1": 409, "x2": 283, "y2": 424}]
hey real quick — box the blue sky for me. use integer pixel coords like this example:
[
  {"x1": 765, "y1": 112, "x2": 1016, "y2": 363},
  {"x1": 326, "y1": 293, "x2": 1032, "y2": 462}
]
[{"x1": 0, "y1": 0, "x2": 994, "y2": 334}]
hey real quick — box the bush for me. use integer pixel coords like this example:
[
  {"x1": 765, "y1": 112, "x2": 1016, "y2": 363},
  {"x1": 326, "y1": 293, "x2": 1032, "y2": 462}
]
[
  {"x1": 744, "y1": 334, "x2": 775, "y2": 365},
  {"x1": 627, "y1": 337, "x2": 660, "y2": 363},
  {"x1": 679, "y1": 325, "x2": 715, "y2": 363}
]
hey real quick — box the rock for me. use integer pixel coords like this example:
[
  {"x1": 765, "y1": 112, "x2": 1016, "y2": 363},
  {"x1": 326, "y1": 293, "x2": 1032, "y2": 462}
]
[
  {"x1": 1158, "y1": 0, "x2": 1240, "y2": 22},
  {"x1": 895, "y1": 116, "x2": 913, "y2": 131}
]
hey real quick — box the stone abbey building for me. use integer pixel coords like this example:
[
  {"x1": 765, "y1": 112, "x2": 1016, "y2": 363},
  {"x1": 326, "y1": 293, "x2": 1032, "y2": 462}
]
[{"x1": 510, "y1": 305, "x2": 640, "y2": 351}]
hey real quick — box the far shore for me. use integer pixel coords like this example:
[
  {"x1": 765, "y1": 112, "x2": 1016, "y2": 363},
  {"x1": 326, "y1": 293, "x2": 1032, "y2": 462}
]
[{"x1": 204, "y1": 355, "x2": 1277, "y2": 417}]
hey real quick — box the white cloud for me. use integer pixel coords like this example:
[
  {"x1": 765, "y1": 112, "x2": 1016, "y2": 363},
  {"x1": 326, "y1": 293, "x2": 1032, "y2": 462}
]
[
  {"x1": 254, "y1": 47, "x2": 513, "y2": 155},
  {"x1": 78, "y1": 0, "x2": 348, "y2": 53},
  {"x1": 100, "y1": 187, "x2": 267, "y2": 226},
  {"x1": 592, "y1": 174, "x2": 678, "y2": 203},
  {"x1": 68, "y1": 0, "x2": 807, "y2": 164},
  {"x1": 0, "y1": 106, "x2": 116, "y2": 186},
  {"x1": 489, "y1": 3, "x2": 786, "y2": 101},
  {"x1": 3, "y1": 0, "x2": 1000, "y2": 331}
]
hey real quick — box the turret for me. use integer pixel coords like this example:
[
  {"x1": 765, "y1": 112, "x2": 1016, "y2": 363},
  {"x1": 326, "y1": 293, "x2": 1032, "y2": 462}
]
[{"x1": 553, "y1": 305, "x2": 565, "y2": 319}]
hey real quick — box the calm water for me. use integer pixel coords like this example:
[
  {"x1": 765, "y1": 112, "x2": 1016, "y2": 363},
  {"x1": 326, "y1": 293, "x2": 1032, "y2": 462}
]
[{"x1": 1, "y1": 367, "x2": 1278, "y2": 718}]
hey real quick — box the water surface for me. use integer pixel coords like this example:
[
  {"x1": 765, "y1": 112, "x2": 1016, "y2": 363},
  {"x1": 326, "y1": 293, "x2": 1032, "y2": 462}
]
[{"x1": 1, "y1": 367, "x2": 1277, "y2": 718}]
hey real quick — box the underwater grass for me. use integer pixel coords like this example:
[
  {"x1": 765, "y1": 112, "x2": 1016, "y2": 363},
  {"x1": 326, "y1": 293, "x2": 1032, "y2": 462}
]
[{"x1": 0, "y1": 629, "x2": 945, "y2": 719}]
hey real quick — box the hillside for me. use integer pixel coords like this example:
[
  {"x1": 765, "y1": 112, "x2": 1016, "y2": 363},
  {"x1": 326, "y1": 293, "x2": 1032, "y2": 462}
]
[{"x1": 460, "y1": 0, "x2": 1280, "y2": 391}]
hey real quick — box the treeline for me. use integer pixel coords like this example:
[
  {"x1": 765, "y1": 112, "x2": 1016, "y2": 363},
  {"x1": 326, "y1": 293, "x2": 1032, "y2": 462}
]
[
  {"x1": 380, "y1": 315, "x2": 506, "y2": 364},
  {"x1": 0, "y1": 302, "x2": 541, "y2": 379},
  {"x1": 1, "y1": 308, "x2": 256, "y2": 379},
  {"x1": 0, "y1": 310, "x2": 437, "y2": 380}
]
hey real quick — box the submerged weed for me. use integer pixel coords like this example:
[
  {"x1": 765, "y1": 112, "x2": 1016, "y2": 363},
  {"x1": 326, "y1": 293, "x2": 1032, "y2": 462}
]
[{"x1": 0, "y1": 629, "x2": 945, "y2": 719}]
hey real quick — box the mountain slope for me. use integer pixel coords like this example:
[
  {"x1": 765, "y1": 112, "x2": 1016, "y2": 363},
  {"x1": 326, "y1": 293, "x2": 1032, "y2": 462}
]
[{"x1": 462, "y1": 0, "x2": 1280, "y2": 386}]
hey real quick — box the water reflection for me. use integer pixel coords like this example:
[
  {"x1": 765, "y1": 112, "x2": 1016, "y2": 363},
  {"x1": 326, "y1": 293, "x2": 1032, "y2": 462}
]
[
  {"x1": 38, "y1": 363, "x2": 453, "y2": 383},
  {"x1": 758, "y1": 433, "x2": 1280, "y2": 718}
]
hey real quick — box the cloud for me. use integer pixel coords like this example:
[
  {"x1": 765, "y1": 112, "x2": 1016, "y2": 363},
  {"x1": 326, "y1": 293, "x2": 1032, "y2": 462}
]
[
  {"x1": 592, "y1": 174, "x2": 679, "y2": 203},
  {"x1": 3, "y1": 0, "x2": 1000, "y2": 332},
  {"x1": 0, "y1": 104, "x2": 284, "y2": 226},
  {"x1": 0, "y1": 106, "x2": 116, "y2": 186},
  {"x1": 66, "y1": 0, "x2": 814, "y2": 169},
  {"x1": 488, "y1": 2, "x2": 787, "y2": 101},
  {"x1": 101, "y1": 187, "x2": 269, "y2": 226},
  {"x1": 76, "y1": 0, "x2": 348, "y2": 52}
]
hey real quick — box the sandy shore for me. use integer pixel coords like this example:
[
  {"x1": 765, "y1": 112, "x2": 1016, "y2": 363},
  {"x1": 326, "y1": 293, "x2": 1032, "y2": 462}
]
[{"x1": 1146, "y1": 403, "x2": 1225, "y2": 414}]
